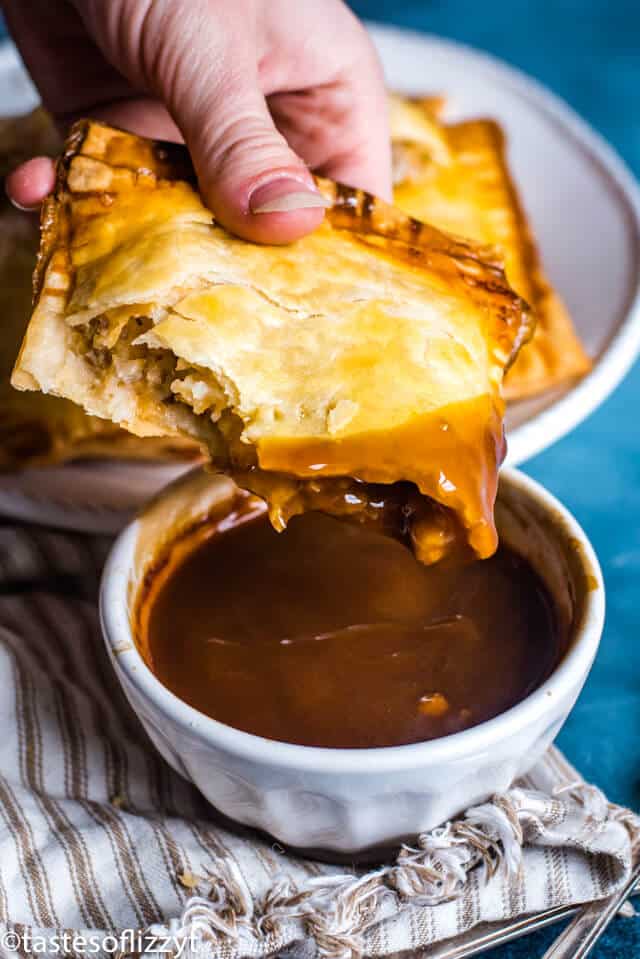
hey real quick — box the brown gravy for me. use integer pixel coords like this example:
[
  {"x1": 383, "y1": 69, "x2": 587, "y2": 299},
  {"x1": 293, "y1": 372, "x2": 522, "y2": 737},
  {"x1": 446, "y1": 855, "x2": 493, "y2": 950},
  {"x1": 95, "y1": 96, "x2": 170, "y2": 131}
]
[{"x1": 137, "y1": 504, "x2": 561, "y2": 748}]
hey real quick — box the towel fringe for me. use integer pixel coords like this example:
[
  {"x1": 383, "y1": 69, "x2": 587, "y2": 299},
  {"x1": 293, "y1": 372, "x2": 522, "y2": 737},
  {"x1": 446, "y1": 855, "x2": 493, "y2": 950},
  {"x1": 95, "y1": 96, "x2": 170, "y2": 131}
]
[{"x1": 139, "y1": 785, "x2": 637, "y2": 959}]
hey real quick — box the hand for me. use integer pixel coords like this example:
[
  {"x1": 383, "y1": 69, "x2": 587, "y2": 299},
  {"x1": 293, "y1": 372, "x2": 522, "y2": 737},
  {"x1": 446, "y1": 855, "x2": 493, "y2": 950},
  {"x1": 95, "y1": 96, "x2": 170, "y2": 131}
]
[{"x1": 3, "y1": 0, "x2": 391, "y2": 243}]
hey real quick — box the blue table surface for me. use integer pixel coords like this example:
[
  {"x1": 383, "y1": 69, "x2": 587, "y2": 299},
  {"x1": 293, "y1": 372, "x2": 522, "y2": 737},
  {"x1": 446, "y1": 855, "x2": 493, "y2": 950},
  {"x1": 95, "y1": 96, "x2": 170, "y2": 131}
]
[{"x1": 1, "y1": 4, "x2": 638, "y2": 955}]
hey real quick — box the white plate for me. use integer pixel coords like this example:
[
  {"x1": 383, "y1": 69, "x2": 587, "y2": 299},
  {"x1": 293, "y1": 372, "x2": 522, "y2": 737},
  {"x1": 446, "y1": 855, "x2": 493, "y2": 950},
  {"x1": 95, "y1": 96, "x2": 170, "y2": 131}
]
[
  {"x1": 1, "y1": 27, "x2": 640, "y2": 530},
  {"x1": 0, "y1": 461, "x2": 192, "y2": 534}
]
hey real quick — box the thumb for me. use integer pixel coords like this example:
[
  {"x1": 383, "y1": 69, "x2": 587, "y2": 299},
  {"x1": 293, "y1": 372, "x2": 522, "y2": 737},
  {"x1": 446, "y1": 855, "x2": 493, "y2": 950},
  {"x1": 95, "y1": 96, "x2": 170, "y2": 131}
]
[
  {"x1": 180, "y1": 78, "x2": 328, "y2": 244},
  {"x1": 74, "y1": 0, "x2": 328, "y2": 244}
]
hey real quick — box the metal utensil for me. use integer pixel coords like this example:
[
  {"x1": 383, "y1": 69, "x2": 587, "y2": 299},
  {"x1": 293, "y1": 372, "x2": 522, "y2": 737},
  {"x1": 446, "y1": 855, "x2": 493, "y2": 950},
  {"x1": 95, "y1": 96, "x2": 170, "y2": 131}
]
[
  {"x1": 540, "y1": 860, "x2": 640, "y2": 959},
  {"x1": 389, "y1": 879, "x2": 638, "y2": 958},
  {"x1": 421, "y1": 903, "x2": 591, "y2": 958}
]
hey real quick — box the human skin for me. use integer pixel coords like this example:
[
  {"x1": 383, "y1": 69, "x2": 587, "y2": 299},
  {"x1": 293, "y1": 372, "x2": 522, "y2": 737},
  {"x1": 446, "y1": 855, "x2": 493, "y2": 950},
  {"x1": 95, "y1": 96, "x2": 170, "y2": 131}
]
[{"x1": 2, "y1": 0, "x2": 391, "y2": 243}]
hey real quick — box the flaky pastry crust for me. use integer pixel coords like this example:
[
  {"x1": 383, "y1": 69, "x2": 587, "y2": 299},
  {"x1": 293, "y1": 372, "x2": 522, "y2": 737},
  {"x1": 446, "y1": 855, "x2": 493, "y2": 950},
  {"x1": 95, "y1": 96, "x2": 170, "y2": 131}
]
[{"x1": 13, "y1": 119, "x2": 532, "y2": 559}]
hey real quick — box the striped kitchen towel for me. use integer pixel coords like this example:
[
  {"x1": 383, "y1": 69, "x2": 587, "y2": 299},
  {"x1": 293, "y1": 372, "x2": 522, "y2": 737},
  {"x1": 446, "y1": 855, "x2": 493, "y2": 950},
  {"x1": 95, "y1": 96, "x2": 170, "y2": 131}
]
[{"x1": 0, "y1": 519, "x2": 637, "y2": 959}]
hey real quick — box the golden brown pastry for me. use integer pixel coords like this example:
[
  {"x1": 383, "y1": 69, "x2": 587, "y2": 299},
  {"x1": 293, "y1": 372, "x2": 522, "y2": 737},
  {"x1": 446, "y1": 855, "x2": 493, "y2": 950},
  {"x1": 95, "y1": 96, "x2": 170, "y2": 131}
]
[
  {"x1": 13, "y1": 120, "x2": 531, "y2": 561},
  {"x1": 390, "y1": 95, "x2": 591, "y2": 400},
  {"x1": 0, "y1": 111, "x2": 199, "y2": 470}
]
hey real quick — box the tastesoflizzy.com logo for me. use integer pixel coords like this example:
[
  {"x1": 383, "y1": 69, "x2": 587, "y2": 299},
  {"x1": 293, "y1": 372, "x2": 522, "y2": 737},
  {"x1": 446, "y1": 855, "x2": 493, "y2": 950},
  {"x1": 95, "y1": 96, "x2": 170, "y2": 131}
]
[{"x1": 0, "y1": 927, "x2": 195, "y2": 956}]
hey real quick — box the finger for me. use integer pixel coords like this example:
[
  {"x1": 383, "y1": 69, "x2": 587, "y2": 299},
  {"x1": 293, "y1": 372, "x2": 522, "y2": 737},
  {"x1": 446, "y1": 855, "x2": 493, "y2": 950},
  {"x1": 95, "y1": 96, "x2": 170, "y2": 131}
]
[
  {"x1": 90, "y1": 0, "x2": 329, "y2": 244},
  {"x1": 6, "y1": 157, "x2": 56, "y2": 210},
  {"x1": 259, "y1": 4, "x2": 392, "y2": 201},
  {"x1": 185, "y1": 85, "x2": 328, "y2": 244},
  {"x1": 161, "y1": 36, "x2": 326, "y2": 245},
  {"x1": 270, "y1": 89, "x2": 392, "y2": 201},
  {"x1": 315, "y1": 54, "x2": 392, "y2": 200},
  {"x1": 268, "y1": 61, "x2": 392, "y2": 201}
]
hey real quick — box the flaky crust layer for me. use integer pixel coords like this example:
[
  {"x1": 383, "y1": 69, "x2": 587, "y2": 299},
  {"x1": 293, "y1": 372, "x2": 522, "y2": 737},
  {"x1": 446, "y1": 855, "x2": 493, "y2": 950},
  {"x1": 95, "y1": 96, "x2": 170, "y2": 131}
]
[{"x1": 13, "y1": 119, "x2": 532, "y2": 557}]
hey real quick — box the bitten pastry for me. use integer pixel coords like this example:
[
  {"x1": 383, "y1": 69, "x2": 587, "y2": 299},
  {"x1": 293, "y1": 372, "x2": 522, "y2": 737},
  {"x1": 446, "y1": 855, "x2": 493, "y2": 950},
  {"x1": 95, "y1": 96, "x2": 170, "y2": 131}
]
[
  {"x1": 390, "y1": 94, "x2": 591, "y2": 400},
  {"x1": 0, "y1": 111, "x2": 199, "y2": 470},
  {"x1": 13, "y1": 120, "x2": 532, "y2": 562}
]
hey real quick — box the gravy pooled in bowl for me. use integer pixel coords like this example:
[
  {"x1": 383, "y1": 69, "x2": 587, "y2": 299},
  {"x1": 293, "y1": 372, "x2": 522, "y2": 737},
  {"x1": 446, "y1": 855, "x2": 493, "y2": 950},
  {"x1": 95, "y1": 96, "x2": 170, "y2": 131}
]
[{"x1": 136, "y1": 494, "x2": 562, "y2": 749}]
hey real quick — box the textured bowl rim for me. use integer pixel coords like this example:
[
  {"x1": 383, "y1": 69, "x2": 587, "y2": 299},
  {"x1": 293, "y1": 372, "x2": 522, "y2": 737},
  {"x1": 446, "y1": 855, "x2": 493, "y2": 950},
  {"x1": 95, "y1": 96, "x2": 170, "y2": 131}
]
[{"x1": 100, "y1": 467, "x2": 604, "y2": 773}]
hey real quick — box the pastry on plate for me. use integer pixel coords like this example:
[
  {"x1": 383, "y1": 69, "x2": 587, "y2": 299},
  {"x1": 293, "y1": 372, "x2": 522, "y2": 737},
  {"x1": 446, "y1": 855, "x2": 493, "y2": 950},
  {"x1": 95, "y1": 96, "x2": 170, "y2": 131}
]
[
  {"x1": 13, "y1": 120, "x2": 532, "y2": 562},
  {"x1": 390, "y1": 94, "x2": 591, "y2": 400},
  {"x1": 0, "y1": 111, "x2": 199, "y2": 470}
]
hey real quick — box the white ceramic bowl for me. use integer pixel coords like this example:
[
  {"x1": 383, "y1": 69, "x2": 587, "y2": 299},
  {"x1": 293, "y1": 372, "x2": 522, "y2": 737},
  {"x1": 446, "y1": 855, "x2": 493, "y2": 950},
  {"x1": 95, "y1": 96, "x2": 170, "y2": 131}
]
[{"x1": 100, "y1": 467, "x2": 604, "y2": 856}]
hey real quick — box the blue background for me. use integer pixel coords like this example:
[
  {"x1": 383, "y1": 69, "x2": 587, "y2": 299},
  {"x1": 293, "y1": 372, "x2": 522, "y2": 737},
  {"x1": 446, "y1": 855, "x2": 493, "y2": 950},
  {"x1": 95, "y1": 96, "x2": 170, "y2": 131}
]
[{"x1": 1, "y1": 3, "x2": 638, "y2": 955}]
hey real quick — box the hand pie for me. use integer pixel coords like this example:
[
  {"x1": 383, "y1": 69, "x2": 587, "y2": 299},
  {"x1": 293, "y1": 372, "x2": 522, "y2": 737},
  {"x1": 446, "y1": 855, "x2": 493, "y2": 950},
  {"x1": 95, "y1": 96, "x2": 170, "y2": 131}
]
[
  {"x1": 0, "y1": 111, "x2": 199, "y2": 470},
  {"x1": 390, "y1": 95, "x2": 591, "y2": 400},
  {"x1": 13, "y1": 120, "x2": 531, "y2": 561}
]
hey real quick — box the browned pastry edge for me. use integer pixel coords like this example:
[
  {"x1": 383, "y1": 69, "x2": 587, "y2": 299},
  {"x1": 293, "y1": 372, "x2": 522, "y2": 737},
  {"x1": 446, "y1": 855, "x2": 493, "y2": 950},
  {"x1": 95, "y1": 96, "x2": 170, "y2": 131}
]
[{"x1": 34, "y1": 118, "x2": 534, "y2": 382}]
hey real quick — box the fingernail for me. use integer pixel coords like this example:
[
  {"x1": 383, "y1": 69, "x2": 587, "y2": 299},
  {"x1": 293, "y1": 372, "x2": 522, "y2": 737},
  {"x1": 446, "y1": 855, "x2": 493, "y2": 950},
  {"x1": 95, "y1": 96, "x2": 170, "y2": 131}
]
[
  {"x1": 8, "y1": 197, "x2": 40, "y2": 213},
  {"x1": 250, "y1": 178, "x2": 329, "y2": 215},
  {"x1": 4, "y1": 182, "x2": 38, "y2": 212}
]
